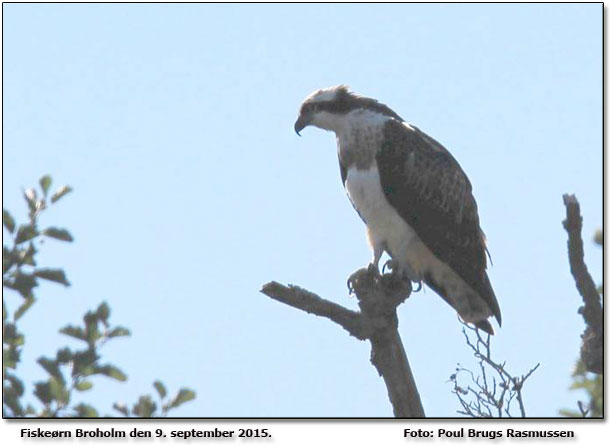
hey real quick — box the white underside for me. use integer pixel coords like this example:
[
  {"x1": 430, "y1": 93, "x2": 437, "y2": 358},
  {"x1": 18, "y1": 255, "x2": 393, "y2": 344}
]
[
  {"x1": 344, "y1": 164, "x2": 490, "y2": 323},
  {"x1": 345, "y1": 165, "x2": 428, "y2": 277}
]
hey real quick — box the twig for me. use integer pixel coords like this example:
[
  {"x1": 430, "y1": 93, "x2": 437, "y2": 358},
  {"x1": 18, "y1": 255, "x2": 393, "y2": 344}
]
[
  {"x1": 450, "y1": 324, "x2": 539, "y2": 417},
  {"x1": 261, "y1": 269, "x2": 424, "y2": 417},
  {"x1": 577, "y1": 401, "x2": 590, "y2": 418},
  {"x1": 562, "y1": 194, "x2": 603, "y2": 374}
]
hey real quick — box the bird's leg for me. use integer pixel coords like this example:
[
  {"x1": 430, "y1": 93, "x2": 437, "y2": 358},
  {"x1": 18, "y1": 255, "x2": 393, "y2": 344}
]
[
  {"x1": 347, "y1": 244, "x2": 384, "y2": 295},
  {"x1": 370, "y1": 242, "x2": 384, "y2": 276},
  {"x1": 347, "y1": 272, "x2": 358, "y2": 294},
  {"x1": 380, "y1": 258, "x2": 421, "y2": 293},
  {"x1": 382, "y1": 258, "x2": 399, "y2": 275},
  {"x1": 398, "y1": 263, "x2": 423, "y2": 292}
]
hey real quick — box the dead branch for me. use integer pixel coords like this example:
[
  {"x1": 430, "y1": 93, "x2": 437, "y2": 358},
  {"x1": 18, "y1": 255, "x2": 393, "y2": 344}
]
[
  {"x1": 259, "y1": 281, "x2": 371, "y2": 340},
  {"x1": 562, "y1": 194, "x2": 603, "y2": 374},
  {"x1": 450, "y1": 324, "x2": 540, "y2": 418},
  {"x1": 261, "y1": 268, "x2": 424, "y2": 417}
]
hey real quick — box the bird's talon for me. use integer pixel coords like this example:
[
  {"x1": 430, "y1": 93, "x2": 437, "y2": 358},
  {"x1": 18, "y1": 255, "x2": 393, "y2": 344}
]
[
  {"x1": 382, "y1": 259, "x2": 397, "y2": 274},
  {"x1": 347, "y1": 278, "x2": 354, "y2": 295}
]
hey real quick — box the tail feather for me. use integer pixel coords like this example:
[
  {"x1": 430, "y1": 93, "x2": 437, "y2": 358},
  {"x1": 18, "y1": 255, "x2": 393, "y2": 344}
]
[
  {"x1": 423, "y1": 272, "x2": 500, "y2": 335},
  {"x1": 478, "y1": 274, "x2": 502, "y2": 326},
  {"x1": 474, "y1": 319, "x2": 494, "y2": 335}
]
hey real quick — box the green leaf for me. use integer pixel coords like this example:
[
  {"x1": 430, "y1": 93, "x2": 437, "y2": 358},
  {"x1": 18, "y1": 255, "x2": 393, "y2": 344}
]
[
  {"x1": 19, "y1": 243, "x2": 37, "y2": 266},
  {"x1": 3, "y1": 347, "x2": 19, "y2": 368},
  {"x1": 153, "y1": 380, "x2": 167, "y2": 399},
  {"x1": 14, "y1": 295, "x2": 35, "y2": 321},
  {"x1": 42, "y1": 227, "x2": 74, "y2": 242},
  {"x1": 3, "y1": 374, "x2": 26, "y2": 416},
  {"x1": 59, "y1": 325, "x2": 85, "y2": 341},
  {"x1": 39, "y1": 175, "x2": 52, "y2": 196},
  {"x1": 15, "y1": 225, "x2": 39, "y2": 244},
  {"x1": 71, "y1": 349, "x2": 99, "y2": 377},
  {"x1": 50, "y1": 185, "x2": 73, "y2": 204},
  {"x1": 3, "y1": 209, "x2": 16, "y2": 233},
  {"x1": 5, "y1": 373, "x2": 25, "y2": 397},
  {"x1": 107, "y1": 326, "x2": 131, "y2": 338},
  {"x1": 12, "y1": 271, "x2": 38, "y2": 297},
  {"x1": 73, "y1": 403, "x2": 98, "y2": 417},
  {"x1": 113, "y1": 402, "x2": 130, "y2": 417},
  {"x1": 3, "y1": 322, "x2": 25, "y2": 347},
  {"x1": 37, "y1": 357, "x2": 64, "y2": 384},
  {"x1": 56, "y1": 347, "x2": 73, "y2": 363},
  {"x1": 559, "y1": 408, "x2": 583, "y2": 418},
  {"x1": 3, "y1": 247, "x2": 16, "y2": 273},
  {"x1": 11, "y1": 335, "x2": 25, "y2": 347},
  {"x1": 83, "y1": 312, "x2": 101, "y2": 345},
  {"x1": 75, "y1": 380, "x2": 93, "y2": 391},
  {"x1": 4, "y1": 374, "x2": 26, "y2": 417},
  {"x1": 132, "y1": 395, "x2": 156, "y2": 417},
  {"x1": 48, "y1": 376, "x2": 69, "y2": 404},
  {"x1": 169, "y1": 389, "x2": 196, "y2": 409},
  {"x1": 96, "y1": 302, "x2": 110, "y2": 322},
  {"x1": 34, "y1": 382, "x2": 53, "y2": 405},
  {"x1": 24, "y1": 188, "x2": 38, "y2": 213},
  {"x1": 97, "y1": 365, "x2": 127, "y2": 381},
  {"x1": 34, "y1": 268, "x2": 70, "y2": 286},
  {"x1": 33, "y1": 377, "x2": 70, "y2": 408}
]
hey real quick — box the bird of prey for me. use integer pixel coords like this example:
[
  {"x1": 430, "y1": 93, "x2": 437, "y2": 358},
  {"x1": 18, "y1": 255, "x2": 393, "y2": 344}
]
[{"x1": 294, "y1": 85, "x2": 501, "y2": 334}]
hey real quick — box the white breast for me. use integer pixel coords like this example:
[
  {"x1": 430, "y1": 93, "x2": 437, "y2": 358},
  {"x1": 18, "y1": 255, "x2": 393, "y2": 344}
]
[{"x1": 345, "y1": 165, "x2": 420, "y2": 267}]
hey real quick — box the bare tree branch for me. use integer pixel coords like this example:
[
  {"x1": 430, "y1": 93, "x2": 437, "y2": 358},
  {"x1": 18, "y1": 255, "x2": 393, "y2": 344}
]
[
  {"x1": 450, "y1": 324, "x2": 539, "y2": 418},
  {"x1": 260, "y1": 281, "x2": 371, "y2": 340},
  {"x1": 261, "y1": 268, "x2": 424, "y2": 417},
  {"x1": 562, "y1": 194, "x2": 603, "y2": 374}
]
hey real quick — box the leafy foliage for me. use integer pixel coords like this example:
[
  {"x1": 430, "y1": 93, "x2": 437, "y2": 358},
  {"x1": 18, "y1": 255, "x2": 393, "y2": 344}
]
[
  {"x1": 559, "y1": 360, "x2": 603, "y2": 417},
  {"x1": 113, "y1": 382, "x2": 196, "y2": 418},
  {"x1": 3, "y1": 176, "x2": 196, "y2": 417}
]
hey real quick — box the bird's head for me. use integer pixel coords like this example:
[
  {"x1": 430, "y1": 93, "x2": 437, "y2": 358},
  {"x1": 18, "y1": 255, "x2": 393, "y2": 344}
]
[{"x1": 294, "y1": 85, "x2": 404, "y2": 135}]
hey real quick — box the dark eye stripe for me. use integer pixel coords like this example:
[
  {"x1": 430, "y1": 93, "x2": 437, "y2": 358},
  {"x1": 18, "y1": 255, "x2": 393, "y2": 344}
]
[
  {"x1": 302, "y1": 103, "x2": 317, "y2": 113},
  {"x1": 302, "y1": 91, "x2": 403, "y2": 122}
]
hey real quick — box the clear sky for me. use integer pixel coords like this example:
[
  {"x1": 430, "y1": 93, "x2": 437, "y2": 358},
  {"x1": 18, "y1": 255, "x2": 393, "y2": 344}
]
[{"x1": 2, "y1": 3, "x2": 603, "y2": 417}]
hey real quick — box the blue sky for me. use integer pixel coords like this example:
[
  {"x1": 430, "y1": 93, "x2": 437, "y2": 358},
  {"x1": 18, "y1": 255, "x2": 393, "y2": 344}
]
[{"x1": 2, "y1": 3, "x2": 602, "y2": 417}]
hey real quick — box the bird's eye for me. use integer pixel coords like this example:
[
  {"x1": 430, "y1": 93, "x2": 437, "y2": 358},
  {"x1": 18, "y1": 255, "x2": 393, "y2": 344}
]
[{"x1": 304, "y1": 103, "x2": 315, "y2": 113}]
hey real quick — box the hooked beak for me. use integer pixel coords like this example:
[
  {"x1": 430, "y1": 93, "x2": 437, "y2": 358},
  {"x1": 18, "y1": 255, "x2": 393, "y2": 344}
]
[{"x1": 294, "y1": 114, "x2": 310, "y2": 136}]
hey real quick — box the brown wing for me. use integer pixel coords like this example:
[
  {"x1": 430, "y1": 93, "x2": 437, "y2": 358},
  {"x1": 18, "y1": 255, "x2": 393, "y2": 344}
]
[{"x1": 376, "y1": 120, "x2": 501, "y2": 325}]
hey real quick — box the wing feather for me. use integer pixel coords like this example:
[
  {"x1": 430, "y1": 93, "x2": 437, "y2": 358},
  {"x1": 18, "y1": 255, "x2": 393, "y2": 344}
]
[{"x1": 376, "y1": 120, "x2": 501, "y2": 324}]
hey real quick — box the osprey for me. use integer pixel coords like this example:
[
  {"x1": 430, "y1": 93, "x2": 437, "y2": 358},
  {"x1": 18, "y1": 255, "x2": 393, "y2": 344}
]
[{"x1": 294, "y1": 85, "x2": 501, "y2": 334}]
